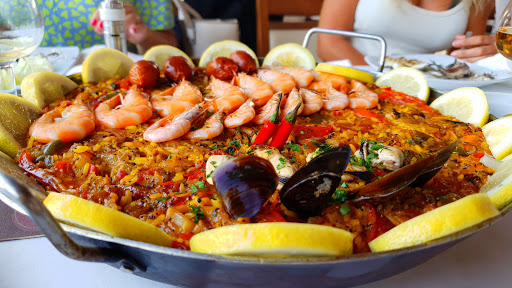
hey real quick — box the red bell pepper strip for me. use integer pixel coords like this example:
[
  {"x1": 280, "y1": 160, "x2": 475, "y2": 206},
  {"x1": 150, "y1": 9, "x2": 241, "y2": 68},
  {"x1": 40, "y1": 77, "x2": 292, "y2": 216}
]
[
  {"x1": 18, "y1": 150, "x2": 62, "y2": 192},
  {"x1": 473, "y1": 152, "x2": 485, "y2": 159},
  {"x1": 292, "y1": 124, "x2": 333, "y2": 140},
  {"x1": 270, "y1": 102, "x2": 302, "y2": 149},
  {"x1": 379, "y1": 90, "x2": 434, "y2": 114},
  {"x1": 353, "y1": 109, "x2": 387, "y2": 123},
  {"x1": 365, "y1": 203, "x2": 395, "y2": 242},
  {"x1": 252, "y1": 92, "x2": 283, "y2": 145}
]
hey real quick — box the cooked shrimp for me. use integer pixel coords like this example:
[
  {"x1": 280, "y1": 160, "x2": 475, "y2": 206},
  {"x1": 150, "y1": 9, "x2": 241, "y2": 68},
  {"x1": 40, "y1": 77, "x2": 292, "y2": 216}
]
[
  {"x1": 143, "y1": 104, "x2": 204, "y2": 142},
  {"x1": 308, "y1": 72, "x2": 348, "y2": 93},
  {"x1": 235, "y1": 73, "x2": 274, "y2": 107},
  {"x1": 348, "y1": 80, "x2": 379, "y2": 109},
  {"x1": 29, "y1": 95, "x2": 95, "y2": 143},
  {"x1": 257, "y1": 69, "x2": 296, "y2": 94},
  {"x1": 95, "y1": 89, "x2": 153, "y2": 128},
  {"x1": 151, "y1": 80, "x2": 202, "y2": 118},
  {"x1": 252, "y1": 92, "x2": 282, "y2": 125},
  {"x1": 184, "y1": 110, "x2": 225, "y2": 140},
  {"x1": 323, "y1": 86, "x2": 349, "y2": 111},
  {"x1": 272, "y1": 66, "x2": 315, "y2": 88},
  {"x1": 280, "y1": 88, "x2": 303, "y2": 118},
  {"x1": 299, "y1": 88, "x2": 323, "y2": 115},
  {"x1": 206, "y1": 77, "x2": 247, "y2": 114},
  {"x1": 224, "y1": 99, "x2": 256, "y2": 128}
]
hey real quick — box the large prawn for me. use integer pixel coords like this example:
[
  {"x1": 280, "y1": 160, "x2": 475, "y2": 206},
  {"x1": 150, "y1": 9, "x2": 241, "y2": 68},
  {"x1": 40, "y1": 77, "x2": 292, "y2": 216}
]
[
  {"x1": 150, "y1": 80, "x2": 203, "y2": 118},
  {"x1": 348, "y1": 80, "x2": 378, "y2": 109},
  {"x1": 323, "y1": 86, "x2": 349, "y2": 111},
  {"x1": 184, "y1": 110, "x2": 225, "y2": 140},
  {"x1": 235, "y1": 73, "x2": 274, "y2": 107},
  {"x1": 206, "y1": 77, "x2": 247, "y2": 114},
  {"x1": 308, "y1": 72, "x2": 348, "y2": 93},
  {"x1": 300, "y1": 88, "x2": 323, "y2": 115},
  {"x1": 143, "y1": 104, "x2": 205, "y2": 142},
  {"x1": 95, "y1": 88, "x2": 153, "y2": 128},
  {"x1": 281, "y1": 88, "x2": 303, "y2": 118},
  {"x1": 257, "y1": 69, "x2": 296, "y2": 95},
  {"x1": 29, "y1": 93, "x2": 95, "y2": 143},
  {"x1": 252, "y1": 92, "x2": 282, "y2": 125},
  {"x1": 224, "y1": 99, "x2": 256, "y2": 128},
  {"x1": 272, "y1": 66, "x2": 315, "y2": 88}
]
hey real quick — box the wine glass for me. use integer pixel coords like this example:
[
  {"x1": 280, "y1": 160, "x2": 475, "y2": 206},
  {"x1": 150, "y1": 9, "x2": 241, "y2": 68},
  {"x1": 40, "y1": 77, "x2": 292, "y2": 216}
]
[
  {"x1": 496, "y1": 0, "x2": 512, "y2": 69},
  {"x1": 0, "y1": 0, "x2": 44, "y2": 95}
]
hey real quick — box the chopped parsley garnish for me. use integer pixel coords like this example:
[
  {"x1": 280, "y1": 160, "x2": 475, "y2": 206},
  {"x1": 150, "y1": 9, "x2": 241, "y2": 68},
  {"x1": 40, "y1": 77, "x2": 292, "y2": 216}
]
[
  {"x1": 276, "y1": 157, "x2": 286, "y2": 170},
  {"x1": 196, "y1": 181, "x2": 205, "y2": 189},
  {"x1": 406, "y1": 140, "x2": 412, "y2": 144},
  {"x1": 190, "y1": 126, "x2": 199, "y2": 131},
  {"x1": 189, "y1": 205, "x2": 204, "y2": 223},
  {"x1": 157, "y1": 197, "x2": 170, "y2": 202},
  {"x1": 290, "y1": 157, "x2": 296, "y2": 163},
  {"x1": 339, "y1": 204, "x2": 351, "y2": 216},
  {"x1": 284, "y1": 143, "x2": 301, "y2": 151},
  {"x1": 300, "y1": 131, "x2": 305, "y2": 135},
  {"x1": 303, "y1": 144, "x2": 308, "y2": 149},
  {"x1": 190, "y1": 185, "x2": 198, "y2": 193},
  {"x1": 210, "y1": 160, "x2": 217, "y2": 166},
  {"x1": 312, "y1": 139, "x2": 321, "y2": 146},
  {"x1": 247, "y1": 149, "x2": 254, "y2": 155},
  {"x1": 207, "y1": 170, "x2": 214, "y2": 178},
  {"x1": 229, "y1": 140, "x2": 241, "y2": 148},
  {"x1": 341, "y1": 182, "x2": 348, "y2": 188},
  {"x1": 167, "y1": 155, "x2": 172, "y2": 160},
  {"x1": 331, "y1": 188, "x2": 348, "y2": 204},
  {"x1": 265, "y1": 150, "x2": 273, "y2": 155},
  {"x1": 237, "y1": 126, "x2": 242, "y2": 134}
]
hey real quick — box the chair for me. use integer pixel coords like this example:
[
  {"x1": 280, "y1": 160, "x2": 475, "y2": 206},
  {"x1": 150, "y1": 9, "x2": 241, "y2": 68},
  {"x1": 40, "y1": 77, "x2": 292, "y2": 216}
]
[{"x1": 255, "y1": 0, "x2": 324, "y2": 57}]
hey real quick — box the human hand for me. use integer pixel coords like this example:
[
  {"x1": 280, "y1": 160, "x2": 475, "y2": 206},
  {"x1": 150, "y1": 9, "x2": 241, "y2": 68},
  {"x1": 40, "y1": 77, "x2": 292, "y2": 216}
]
[
  {"x1": 450, "y1": 34, "x2": 497, "y2": 63},
  {"x1": 89, "y1": 3, "x2": 149, "y2": 45}
]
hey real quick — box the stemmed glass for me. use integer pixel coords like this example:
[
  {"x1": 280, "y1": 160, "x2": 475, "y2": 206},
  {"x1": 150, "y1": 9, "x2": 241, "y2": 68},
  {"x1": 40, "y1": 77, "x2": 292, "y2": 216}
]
[
  {"x1": 496, "y1": 1, "x2": 512, "y2": 64},
  {"x1": 0, "y1": 0, "x2": 44, "y2": 95}
]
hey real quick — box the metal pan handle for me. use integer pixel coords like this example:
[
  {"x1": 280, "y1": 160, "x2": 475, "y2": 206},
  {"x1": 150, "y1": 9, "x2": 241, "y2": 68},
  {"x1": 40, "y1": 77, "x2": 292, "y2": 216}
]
[
  {"x1": 302, "y1": 27, "x2": 387, "y2": 72},
  {"x1": 0, "y1": 171, "x2": 146, "y2": 272}
]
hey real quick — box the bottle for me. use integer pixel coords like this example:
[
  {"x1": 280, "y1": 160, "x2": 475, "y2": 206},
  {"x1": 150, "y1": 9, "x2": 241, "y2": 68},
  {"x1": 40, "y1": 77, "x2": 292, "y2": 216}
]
[{"x1": 99, "y1": 0, "x2": 127, "y2": 54}]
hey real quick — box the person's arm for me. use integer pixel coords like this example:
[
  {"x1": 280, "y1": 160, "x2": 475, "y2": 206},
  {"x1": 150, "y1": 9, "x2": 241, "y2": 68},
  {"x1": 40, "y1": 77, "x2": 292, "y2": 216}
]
[
  {"x1": 90, "y1": 3, "x2": 178, "y2": 54},
  {"x1": 317, "y1": 0, "x2": 367, "y2": 65},
  {"x1": 450, "y1": 0, "x2": 496, "y2": 62}
]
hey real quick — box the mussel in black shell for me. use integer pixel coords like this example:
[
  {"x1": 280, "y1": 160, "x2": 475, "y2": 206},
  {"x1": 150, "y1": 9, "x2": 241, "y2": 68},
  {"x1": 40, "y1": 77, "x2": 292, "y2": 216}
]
[{"x1": 213, "y1": 156, "x2": 278, "y2": 219}]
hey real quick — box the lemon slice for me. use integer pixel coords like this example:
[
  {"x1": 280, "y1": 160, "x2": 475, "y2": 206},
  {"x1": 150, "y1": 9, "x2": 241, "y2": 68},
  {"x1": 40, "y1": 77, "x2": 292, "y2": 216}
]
[
  {"x1": 143, "y1": 45, "x2": 195, "y2": 69},
  {"x1": 315, "y1": 63, "x2": 374, "y2": 84},
  {"x1": 429, "y1": 87, "x2": 489, "y2": 128},
  {"x1": 190, "y1": 222, "x2": 353, "y2": 257},
  {"x1": 20, "y1": 72, "x2": 78, "y2": 108},
  {"x1": 0, "y1": 93, "x2": 41, "y2": 157},
  {"x1": 44, "y1": 192, "x2": 174, "y2": 247},
  {"x1": 369, "y1": 193, "x2": 499, "y2": 252},
  {"x1": 482, "y1": 116, "x2": 512, "y2": 160},
  {"x1": 480, "y1": 155, "x2": 512, "y2": 209},
  {"x1": 375, "y1": 67, "x2": 429, "y2": 101},
  {"x1": 198, "y1": 40, "x2": 258, "y2": 68},
  {"x1": 262, "y1": 43, "x2": 316, "y2": 70},
  {"x1": 82, "y1": 48, "x2": 134, "y2": 83}
]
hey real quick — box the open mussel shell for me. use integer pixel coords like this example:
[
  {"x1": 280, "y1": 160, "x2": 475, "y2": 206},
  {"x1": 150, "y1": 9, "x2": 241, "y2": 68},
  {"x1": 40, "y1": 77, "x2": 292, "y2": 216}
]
[
  {"x1": 280, "y1": 145, "x2": 351, "y2": 218},
  {"x1": 352, "y1": 139, "x2": 461, "y2": 201},
  {"x1": 212, "y1": 156, "x2": 278, "y2": 219}
]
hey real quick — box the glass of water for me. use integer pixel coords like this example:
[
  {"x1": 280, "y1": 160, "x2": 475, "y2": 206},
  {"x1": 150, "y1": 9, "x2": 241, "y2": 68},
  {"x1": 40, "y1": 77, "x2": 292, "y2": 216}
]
[{"x1": 0, "y1": 0, "x2": 44, "y2": 95}]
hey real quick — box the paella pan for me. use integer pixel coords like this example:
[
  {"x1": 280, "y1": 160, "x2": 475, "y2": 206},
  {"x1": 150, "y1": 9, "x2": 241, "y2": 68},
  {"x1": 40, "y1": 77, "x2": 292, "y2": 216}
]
[{"x1": 1, "y1": 34, "x2": 512, "y2": 287}]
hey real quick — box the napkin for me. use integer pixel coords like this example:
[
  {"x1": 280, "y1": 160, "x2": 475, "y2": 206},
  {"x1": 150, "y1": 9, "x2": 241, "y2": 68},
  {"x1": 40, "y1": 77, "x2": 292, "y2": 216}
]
[
  {"x1": 475, "y1": 53, "x2": 512, "y2": 72},
  {"x1": 0, "y1": 200, "x2": 41, "y2": 241}
]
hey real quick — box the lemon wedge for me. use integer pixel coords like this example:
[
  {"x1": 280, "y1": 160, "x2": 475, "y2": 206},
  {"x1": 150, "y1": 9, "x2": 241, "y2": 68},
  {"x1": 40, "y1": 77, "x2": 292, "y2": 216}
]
[
  {"x1": 315, "y1": 63, "x2": 375, "y2": 84},
  {"x1": 480, "y1": 155, "x2": 512, "y2": 209},
  {"x1": 482, "y1": 116, "x2": 512, "y2": 160},
  {"x1": 43, "y1": 192, "x2": 174, "y2": 247},
  {"x1": 82, "y1": 48, "x2": 134, "y2": 83},
  {"x1": 198, "y1": 40, "x2": 258, "y2": 68},
  {"x1": 369, "y1": 193, "x2": 499, "y2": 252},
  {"x1": 143, "y1": 45, "x2": 195, "y2": 69},
  {"x1": 190, "y1": 222, "x2": 353, "y2": 257},
  {"x1": 375, "y1": 67, "x2": 429, "y2": 101},
  {"x1": 262, "y1": 43, "x2": 316, "y2": 70},
  {"x1": 20, "y1": 72, "x2": 78, "y2": 108},
  {"x1": 429, "y1": 87, "x2": 489, "y2": 128},
  {"x1": 0, "y1": 93, "x2": 41, "y2": 158}
]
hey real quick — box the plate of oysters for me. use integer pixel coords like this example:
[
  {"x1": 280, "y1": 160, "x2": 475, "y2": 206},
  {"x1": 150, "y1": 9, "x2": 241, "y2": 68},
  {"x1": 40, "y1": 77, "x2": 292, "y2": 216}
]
[{"x1": 365, "y1": 54, "x2": 512, "y2": 91}]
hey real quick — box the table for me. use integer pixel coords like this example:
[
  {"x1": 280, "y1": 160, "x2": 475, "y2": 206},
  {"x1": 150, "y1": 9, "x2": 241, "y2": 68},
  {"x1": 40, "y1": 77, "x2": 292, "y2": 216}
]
[{"x1": 1, "y1": 56, "x2": 512, "y2": 287}]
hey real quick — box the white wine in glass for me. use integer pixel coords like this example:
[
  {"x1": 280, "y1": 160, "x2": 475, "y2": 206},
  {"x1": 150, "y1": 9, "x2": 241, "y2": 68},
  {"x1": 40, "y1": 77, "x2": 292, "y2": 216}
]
[
  {"x1": 0, "y1": 0, "x2": 44, "y2": 95},
  {"x1": 496, "y1": 1, "x2": 512, "y2": 61}
]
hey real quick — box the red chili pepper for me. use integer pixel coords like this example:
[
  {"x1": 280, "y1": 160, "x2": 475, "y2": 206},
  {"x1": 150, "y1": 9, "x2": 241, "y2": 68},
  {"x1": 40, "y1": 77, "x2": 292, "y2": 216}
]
[
  {"x1": 473, "y1": 152, "x2": 485, "y2": 159},
  {"x1": 353, "y1": 109, "x2": 387, "y2": 123},
  {"x1": 252, "y1": 92, "x2": 283, "y2": 145},
  {"x1": 269, "y1": 102, "x2": 302, "y2": 149},
  {"x1": 18, "y1": 151, "x2": 62, "y2": 192}
]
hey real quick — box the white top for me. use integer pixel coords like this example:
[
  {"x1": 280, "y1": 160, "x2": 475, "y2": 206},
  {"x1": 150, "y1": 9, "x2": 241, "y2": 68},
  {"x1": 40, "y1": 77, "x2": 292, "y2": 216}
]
[{"x1": 351, "y1": 0, "x2": 470, "y2": 57}]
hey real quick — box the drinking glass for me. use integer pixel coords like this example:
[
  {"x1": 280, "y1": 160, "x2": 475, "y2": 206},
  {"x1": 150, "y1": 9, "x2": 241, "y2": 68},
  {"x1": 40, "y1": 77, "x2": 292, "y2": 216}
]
[
  {"x1": 496, "y1": 1, "x2": 512, "y2": 64},
  {"x1": 0, "y1": 0, "x2": 44, "y2": 95}
]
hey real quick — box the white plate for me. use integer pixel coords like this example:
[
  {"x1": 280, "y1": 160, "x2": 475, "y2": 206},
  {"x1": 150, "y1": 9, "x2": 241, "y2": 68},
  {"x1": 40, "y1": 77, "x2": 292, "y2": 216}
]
[
  {"x1": 16, "y1": 46, "x2": 80, "y2": 89},
  {"x1": 365, "y1": 54, "x2": 512, "y2": 91},
  {"x1": 486, "y1": 92, "x2": 512, "y2": 118}
]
